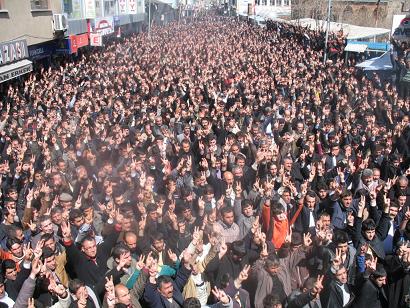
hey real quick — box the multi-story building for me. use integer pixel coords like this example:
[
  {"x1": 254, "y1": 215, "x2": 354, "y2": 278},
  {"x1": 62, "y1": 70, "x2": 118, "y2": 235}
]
[
  {"x1": 0, "y1": 0, "x2": 146, "y2": 85},
  {"x1": 236, "y1": 0, "x2": 291, "y2": 20}
]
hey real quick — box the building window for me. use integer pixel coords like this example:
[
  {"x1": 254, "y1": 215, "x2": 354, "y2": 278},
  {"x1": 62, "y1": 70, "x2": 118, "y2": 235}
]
[
  {"x1": 31, "y1": 0, "x2": 49, "y2": 10},
  {"x1": 342, "y1": 5, "x2": 353, "y2": 23},
  {"x1": 104, "y1": 0, "x2": 117, "y2": 16}
]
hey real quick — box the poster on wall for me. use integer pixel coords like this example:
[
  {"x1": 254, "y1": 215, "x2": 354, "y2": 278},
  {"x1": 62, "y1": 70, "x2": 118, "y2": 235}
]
[{"x1": 84, "y1": 0, "x2": 96, "y2": 19}]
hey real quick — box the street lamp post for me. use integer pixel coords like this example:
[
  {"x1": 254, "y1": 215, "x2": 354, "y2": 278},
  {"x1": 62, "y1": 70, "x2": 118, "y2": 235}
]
[{"x1": 323, "y1": 0, "x2": 332, "y2": 63}]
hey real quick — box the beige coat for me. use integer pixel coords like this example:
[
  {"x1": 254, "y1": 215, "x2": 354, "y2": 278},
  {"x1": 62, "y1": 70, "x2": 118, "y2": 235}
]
[{"x1": 182, "y1": 246, "x2": 217, "y2": 300}]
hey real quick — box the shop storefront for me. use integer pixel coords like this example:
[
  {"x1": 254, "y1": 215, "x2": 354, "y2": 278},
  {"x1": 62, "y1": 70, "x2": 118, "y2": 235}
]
[{"x1": 28, "y1": 40, "x2": 59, "y2": 69}]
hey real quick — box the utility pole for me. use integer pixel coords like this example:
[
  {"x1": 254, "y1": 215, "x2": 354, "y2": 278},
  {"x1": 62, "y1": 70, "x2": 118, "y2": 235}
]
[
  {"x1": 148, "y1": 0, "x2": 151, "y2": 38},
  {"x1": 323, "y1": 0, "x2": 332, "y2": 63}
]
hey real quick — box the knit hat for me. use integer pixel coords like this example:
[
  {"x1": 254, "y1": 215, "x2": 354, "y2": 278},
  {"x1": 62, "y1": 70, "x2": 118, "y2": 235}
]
[{"x1": 59, "y1": 193, "x2": 73, "y2": 202}]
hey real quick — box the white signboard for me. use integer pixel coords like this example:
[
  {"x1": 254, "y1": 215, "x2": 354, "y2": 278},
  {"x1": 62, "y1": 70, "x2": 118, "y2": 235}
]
[
  {"x1": 392, "y1": 14, "x2": 410, "y2": 42},
  {"x1": 90, "y1": 33, "x2": 103, "y2": 46},
  {"x1": 128, "y1": 0, "x2": 137, "y2": 14},
  {"x1": 84, "y1": 0, "x2": 96, "y2": 19},
  {"x1": 118, "y1": 0, "x2": 128, "y2": 14},
  {"x1": 237, "y1": 0, "x2": 250, "y2": 15},
  {"x1": 0, "y1": 39, "x2": 28, "y2": 66},
  {"x1": 94, "y1": 17, "x2": 114, "y2": 36},
  {"x1": 137, "y1": 0, "x2": 144, "y2": 14},
  {"x1": 71, "y1": 0, "x2": 82, "y2": 19},
  {"x1": 0, "y1": 61, "x2": 32, "y2": 83}
]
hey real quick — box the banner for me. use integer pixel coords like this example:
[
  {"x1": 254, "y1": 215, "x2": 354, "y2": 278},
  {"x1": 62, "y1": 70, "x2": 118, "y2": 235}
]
[
  {"x1": 137, "y1": 0, "x2": 144, "y2": 14},
  {"x1": 392, "y1": 15, "x2": 410, "y2": 42},
  {"x1": 94, "y1": 17, "x2": 115, "y2": 36},
  {"x1": 90, "y1": 33, "x2": 103, "y2": 46},
  {"x1": 84, "y1": 0, "x2": 96, "y2": 19},
  {"x1": 71, "y1": 0, "x2": 82, "y2": 19},
  {"x1": 119, "y1": 0, "x2": 127, "y2": 14},
  {"x1": 70, "y1": 34, "x2": 89, "y2": 53},
  {"x1": 128, "y1": 0, "x2": 137, "y2": 14}
]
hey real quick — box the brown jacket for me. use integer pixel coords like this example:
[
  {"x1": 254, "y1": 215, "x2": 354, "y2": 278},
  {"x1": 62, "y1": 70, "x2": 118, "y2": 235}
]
[{"x1": 55, "y1": 250, "x2": 69, "y2": 287}]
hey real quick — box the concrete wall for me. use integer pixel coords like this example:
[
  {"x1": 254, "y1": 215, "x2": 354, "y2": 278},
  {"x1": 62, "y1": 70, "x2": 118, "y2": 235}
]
[
  {"x1": 292, "y1": 0, "x2": 405, "y2": 29},
  {"x1": 0, "y1": 0, "x2": 62, "y2": 46}
]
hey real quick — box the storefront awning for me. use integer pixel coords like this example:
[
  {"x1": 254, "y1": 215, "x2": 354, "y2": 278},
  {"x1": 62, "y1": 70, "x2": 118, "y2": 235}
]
[{"x1": 0, "y1": 59, "x2": 33, "y2": 83}]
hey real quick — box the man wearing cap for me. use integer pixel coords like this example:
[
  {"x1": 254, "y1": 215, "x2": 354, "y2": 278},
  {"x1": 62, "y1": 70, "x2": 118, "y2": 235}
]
[
  {"x1": 354, "y1": 169, "x2": 377, "y2": 197},
  {"x1": 59, "y1": 192, "x2": 74, "y2": 211}
]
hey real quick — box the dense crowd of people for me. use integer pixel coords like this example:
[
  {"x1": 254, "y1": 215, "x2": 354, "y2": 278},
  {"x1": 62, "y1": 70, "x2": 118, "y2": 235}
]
[{"x1": 0, "y1": 15, "x2": 409, "y2": 308}]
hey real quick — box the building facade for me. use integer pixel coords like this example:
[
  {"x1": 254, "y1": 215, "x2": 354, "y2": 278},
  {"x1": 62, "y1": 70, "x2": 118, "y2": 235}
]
[
  {"x1": 0, "y1": 0, "x2": 146, "y2": 84},
  {"x1": 292, "y1": 0, "x2": 403, "y2": 29},
  {"x1": 237, "y1": 0, "x2": 291, "y2": 19},
  {"x1": 333, "y1": 0, "x2": 399, "y2": 28}
]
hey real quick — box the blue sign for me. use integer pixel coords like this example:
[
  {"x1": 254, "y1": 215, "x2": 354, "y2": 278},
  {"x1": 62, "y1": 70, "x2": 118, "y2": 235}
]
[{"x1": 28, "y1": 41, "x2": 57, "y2": 60}]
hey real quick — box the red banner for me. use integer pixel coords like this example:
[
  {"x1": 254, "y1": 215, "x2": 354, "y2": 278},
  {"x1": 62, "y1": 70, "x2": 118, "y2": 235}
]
[{"x1": 70, "y1": 34, "x2": 89, "y2": 53}]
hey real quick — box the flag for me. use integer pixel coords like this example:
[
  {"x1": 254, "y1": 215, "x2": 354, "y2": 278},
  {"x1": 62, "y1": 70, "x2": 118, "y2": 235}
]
[{"x1": 117, "y1": 26, "x2": 121, "y2": 38}]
